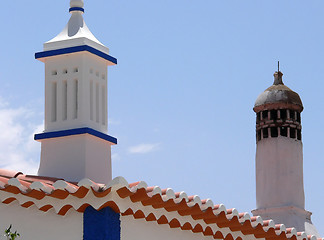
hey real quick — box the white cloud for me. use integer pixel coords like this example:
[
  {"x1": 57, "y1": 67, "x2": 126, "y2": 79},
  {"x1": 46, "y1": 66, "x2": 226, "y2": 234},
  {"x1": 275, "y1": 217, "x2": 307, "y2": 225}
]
[
  {"x1": 128, "y1": 143, "x2": 160, "y2": 154},
  {"x1": 0, "y1": 102, "x2": 43, "y2": 175}
]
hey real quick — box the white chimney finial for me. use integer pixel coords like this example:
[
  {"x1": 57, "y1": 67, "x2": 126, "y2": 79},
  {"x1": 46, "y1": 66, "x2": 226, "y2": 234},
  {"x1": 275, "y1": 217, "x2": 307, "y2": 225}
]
[{"x1": 70, "y1": 0, "x2": 84, "y2": 9}]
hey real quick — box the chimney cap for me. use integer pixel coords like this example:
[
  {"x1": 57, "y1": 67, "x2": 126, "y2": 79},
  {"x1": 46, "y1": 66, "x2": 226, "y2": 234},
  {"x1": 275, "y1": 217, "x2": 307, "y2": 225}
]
[{"x1": 253, "y1": 70, "x2": 303, "y2": 112}]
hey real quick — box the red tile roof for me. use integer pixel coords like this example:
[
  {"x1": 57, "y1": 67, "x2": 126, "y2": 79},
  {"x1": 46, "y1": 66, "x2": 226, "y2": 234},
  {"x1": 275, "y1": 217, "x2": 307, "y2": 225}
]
[{"x1": 0, "y1": 170, "x2": 321, "y2": 240}]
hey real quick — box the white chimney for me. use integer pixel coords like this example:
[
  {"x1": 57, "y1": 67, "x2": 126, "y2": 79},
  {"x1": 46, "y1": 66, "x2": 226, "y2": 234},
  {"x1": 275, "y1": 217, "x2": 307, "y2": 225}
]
[
  {"x1": 252, "y1": 70, "x2": 320, "y2": 237},
  {"x1": 34, "y1": 0, "x2": 117, "y2": 184}
]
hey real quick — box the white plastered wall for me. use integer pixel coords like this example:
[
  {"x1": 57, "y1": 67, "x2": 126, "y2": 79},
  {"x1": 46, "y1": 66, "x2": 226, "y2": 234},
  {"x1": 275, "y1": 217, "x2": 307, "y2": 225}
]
[
  {"x1": 0, "y1": 202, "x2": 82, "y2": 240},
  {"x1": 256, "y1": 136, "x2": 304, "y2": 209},
  {"x1": 253, "y1": 136, "x2": 321, "y2": 234},
  {"x1": 44, "y1": 52, "x2": 108, "y2": 133},
  {"x1": 38, "y1": 134, "x2": 112, "y2": 184},
  {"x1": 121, "y1": 215, "x2": 214, "y2": 240}
]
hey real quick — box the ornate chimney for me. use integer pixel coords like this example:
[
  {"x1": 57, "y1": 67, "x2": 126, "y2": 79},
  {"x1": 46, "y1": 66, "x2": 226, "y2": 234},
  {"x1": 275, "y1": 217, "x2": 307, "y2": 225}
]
[
  {"x1": 252, "y1": 69, "x2": 320, "y2": 236},
  {"x1": 34, "y1": 0, "x2": 117, "y2": 184}
]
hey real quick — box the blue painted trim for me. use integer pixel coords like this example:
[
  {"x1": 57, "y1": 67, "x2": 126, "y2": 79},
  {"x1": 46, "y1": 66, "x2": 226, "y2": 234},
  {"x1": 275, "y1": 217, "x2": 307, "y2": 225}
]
[
  {"x1": 84, "y1": 206, "x2": 121, "y2": 240},
  {"x1": 69, "y1": 7, "x2": 84, "y2": 13},
  {"x1": 34, "y1": 127, "x2": 117, "y2": 144},
  {"x1": 35, "y1": 45, "x2": 117, "y2": 65}
]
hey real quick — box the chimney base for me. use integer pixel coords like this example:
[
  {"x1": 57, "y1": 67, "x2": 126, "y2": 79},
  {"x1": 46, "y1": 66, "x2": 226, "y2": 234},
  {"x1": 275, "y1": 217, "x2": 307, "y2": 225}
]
[
  {"x1": 252, "y1": 206, "x2": 320, "y2": 237},
  {"x1": 37, "y1": 130, "x2": 114, "y2": 184}
]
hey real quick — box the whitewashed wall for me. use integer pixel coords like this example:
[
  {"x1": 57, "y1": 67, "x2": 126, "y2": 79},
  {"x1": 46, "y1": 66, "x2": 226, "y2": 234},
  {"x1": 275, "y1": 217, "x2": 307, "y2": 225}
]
[
  {"x1": 121, "y1": 215, "x2": 214, "y2": 240},
  {"x1": 0, "y1": 202, "x2": 82, "y2": 240},
  {"x1": 38, "y1": 134, "x2": 112, "y2": 183},
  {"x1": 256, "y1": 136, "x2": 304, "y2": 210}
]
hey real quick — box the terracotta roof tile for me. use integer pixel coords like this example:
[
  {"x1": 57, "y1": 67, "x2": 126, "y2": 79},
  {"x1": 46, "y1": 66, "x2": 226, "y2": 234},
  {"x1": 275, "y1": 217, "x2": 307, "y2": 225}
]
[
  {"x1": 0, "y1": 170, "x2": 23, "y2": 179},
  {"x1": 0, "y1": 169, "x2": 321, "y2": 240}
]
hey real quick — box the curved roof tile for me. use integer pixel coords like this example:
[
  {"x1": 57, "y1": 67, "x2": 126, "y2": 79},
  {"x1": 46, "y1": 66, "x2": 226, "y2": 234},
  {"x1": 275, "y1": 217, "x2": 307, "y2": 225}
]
[{"x1": 0, "y1": 170, "x2": 321, "y2": 240}]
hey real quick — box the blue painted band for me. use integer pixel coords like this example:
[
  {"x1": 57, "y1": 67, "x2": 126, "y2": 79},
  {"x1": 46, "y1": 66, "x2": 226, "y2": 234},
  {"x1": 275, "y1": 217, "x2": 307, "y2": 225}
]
[
  {"x1": 34, "y1": 127, "x2": 117, "y2": 144},
  {"x1": 35, "y1": 45, "x2": 117, "y2": 65},
  {"x1": 69, "y1": 7, "x2": 84, "y2": 13}
]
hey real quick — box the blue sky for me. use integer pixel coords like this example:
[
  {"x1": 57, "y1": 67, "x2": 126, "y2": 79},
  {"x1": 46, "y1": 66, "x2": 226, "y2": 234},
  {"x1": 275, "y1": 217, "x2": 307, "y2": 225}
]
[{"x1": 0, "y1": 0, "x2": 323, "y2": 235}]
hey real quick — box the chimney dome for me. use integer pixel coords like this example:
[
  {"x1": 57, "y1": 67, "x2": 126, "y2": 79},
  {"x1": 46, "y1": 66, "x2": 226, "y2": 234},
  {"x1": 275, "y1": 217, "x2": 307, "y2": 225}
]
[{"x1": 254, "y1": 71, "x2": 303, "y2": 112}]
